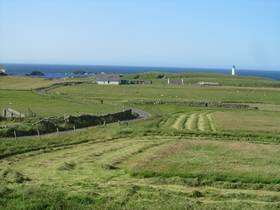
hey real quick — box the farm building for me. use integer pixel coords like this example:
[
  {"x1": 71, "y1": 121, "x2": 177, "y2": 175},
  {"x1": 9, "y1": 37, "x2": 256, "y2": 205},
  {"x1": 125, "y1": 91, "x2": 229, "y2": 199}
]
[
  {"x1": 167, "y1": 78, "x2": 184, "y2": 85},
  {"x1": 96, "y1": 74, "x2": 121, "y2": 85},
  {"x1": 2, "y1": 108, "x2": 25, "y2": 119},
  {"x1": 198, "y1": 81, "x2": 220, "y2": 86},
  {"x1": 130, "y1": 80, "x2": 153, "y2": 85},
  {"x1": 0, "y1": 64, "x2": 7, "y2": 76}
]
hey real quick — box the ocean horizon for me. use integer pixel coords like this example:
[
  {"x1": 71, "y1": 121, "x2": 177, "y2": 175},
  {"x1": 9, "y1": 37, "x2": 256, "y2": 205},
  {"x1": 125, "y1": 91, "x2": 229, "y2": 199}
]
[{"x1": 2, "y1": 63, "x2": 280, "y2": 81}]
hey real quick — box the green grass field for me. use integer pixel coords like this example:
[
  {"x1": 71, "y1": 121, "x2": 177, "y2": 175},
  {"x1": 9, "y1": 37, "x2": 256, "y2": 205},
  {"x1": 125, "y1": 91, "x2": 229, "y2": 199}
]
[
  {"x1": 50, "y1": 83, "x2": 280, "y2": 104},
  {"x1": 2, "y1": 73, "x2": 280, "y2": 209}
]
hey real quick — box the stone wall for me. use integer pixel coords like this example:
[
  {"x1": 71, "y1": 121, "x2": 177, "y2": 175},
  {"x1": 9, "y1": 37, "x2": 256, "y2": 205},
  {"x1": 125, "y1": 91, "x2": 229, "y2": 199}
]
[
  {"x1": 135, "y1": 100, "x2": 257, "y2": 110},
  {"x1": 0, "y1": 109, "x2": 138, "y2": 138},
  {"x1": 65, "y1": 109, "x2": 136, "y2": 128}
]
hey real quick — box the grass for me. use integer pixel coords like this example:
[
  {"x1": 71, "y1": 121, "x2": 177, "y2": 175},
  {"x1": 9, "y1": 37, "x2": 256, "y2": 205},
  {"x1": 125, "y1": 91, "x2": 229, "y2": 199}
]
[
  {"x1": 0, "y1": 76, "x2": 62, "y2": 90},
  {"x1": 171, "y1": 114, "x2": 188, "y2": 129},
  {"x1": 2, "y1": 135, "x2": 280, "y2": 209},
  {"x1": 51, "y1": 82, "x2": 280, "y2": 106},
  {"x1": 0, "y1": 90, "x2": 122, "y2": 117},
  {"x1": 123, "y1": 71, "x2": 280, "y2": 87},
  {"x1": 212, "y1": 110, "x2": 280, "y2": 133},
  {"x1": 124, "y1": 139, "x2": 280, "y2": 184},
  {"x1": 1, "y1": 73, "x2": 280, "y2": 209},
  {"x1": 185, "y1": 113, "x2": 199, "y2": 131}
]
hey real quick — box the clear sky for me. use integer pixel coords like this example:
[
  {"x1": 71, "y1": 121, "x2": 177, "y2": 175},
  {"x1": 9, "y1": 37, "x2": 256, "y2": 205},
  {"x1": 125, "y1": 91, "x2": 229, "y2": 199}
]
[{"x1": 0, "y1": 0, "x2": 280, "y2": 70}]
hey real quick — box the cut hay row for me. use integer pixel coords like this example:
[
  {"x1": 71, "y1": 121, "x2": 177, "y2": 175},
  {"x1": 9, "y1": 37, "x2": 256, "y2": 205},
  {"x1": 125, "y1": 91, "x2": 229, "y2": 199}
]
[
  {"x1": 161, "y1": 114, "x2": 179, "y2": 128},
  {"x1": 158, "y1": 116, "x2": 169, "y2": 127},
  {"x1": 185, "y1": 113, "x2": 198, "y2": 131},
  {"x1": 206, "y1": 113, "x2": 217, "y2": 132},
  {"x1": 102, "y1": 141, "x2": 167, "y2": 167},
  {"x1": 171, "y1": 114, "x2": 188, "y2": 130},
  {"x1": 197, "y1": 113, "x2": 212, "y2": 132}
]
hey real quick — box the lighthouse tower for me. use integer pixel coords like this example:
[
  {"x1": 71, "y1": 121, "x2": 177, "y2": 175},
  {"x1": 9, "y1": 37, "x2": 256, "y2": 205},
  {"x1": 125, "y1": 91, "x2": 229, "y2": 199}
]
[{"x1": 232, "y1": 65, "x2": 236, "y2": 76}]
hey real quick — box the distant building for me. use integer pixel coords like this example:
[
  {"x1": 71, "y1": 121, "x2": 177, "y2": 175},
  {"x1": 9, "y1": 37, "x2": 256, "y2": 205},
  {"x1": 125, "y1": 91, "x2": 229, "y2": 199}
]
[
  {"x1": 198, "y1": 81, "x2": 220, "y2": 86},
  {"x1": 130, "y1": 80, "x2": 152, "y2": 85},
  {"x1": 0, "y1": 65, "x2": 7, "y2": 76},
  {"x1": 232, "y1": 65, "x2": 236, "y2": 76},
  {"x1": 2, "y1": 108, "x2": 25, "y2": 119},
  {"x1": 96, "y1": 74, "x2": 121, "y2": 85},
  {"x1": 167, "y1": 78, "x2": 184, "y2": 85}
]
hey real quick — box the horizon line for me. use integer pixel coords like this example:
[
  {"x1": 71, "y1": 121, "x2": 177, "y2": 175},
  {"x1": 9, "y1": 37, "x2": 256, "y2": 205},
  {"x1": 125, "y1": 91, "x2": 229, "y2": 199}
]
[{"x1": 2, "y1": 62, "x2": 280, "y2": 72}]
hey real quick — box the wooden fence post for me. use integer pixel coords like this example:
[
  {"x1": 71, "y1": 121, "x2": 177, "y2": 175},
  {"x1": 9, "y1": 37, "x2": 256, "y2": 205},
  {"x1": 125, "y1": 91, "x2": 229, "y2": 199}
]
[
  {"x1": 73, "y1": 125, "x2": 76, "y2": 132},
  {"x1": 57, "y1": 127, "x2": 60, "y2": 136},
  {"x1": 14, "y1": 130, "x2": 17, "y2": 140},
  {"x1": 37, "y1": 128, "x2": 40, "y2": 139}
]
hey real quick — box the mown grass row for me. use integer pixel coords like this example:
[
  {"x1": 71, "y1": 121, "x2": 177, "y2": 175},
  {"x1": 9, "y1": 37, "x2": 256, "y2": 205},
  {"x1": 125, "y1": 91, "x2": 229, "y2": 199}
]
[
  {"x1": 163, "y1": 112, "x2": 216, "y2": 132},
  {"x1": 2, "y1": 127, "x2": 280, "y2": 209},
  {"x1": 2, "y1": 183, "x2": 280, "y2": 210},
  {"x1": 123, "y1": 140, "x2": 280, "y2": 188},
  {"x1": 2, "y1": 119, "x2": 280, "y2": 161}
]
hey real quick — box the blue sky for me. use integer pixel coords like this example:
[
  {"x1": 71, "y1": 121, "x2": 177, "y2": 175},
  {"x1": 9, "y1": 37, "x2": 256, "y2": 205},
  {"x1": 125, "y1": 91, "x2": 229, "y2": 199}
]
[{"x1": 0, "y1": 0, "x2": 280, "y2": 70}]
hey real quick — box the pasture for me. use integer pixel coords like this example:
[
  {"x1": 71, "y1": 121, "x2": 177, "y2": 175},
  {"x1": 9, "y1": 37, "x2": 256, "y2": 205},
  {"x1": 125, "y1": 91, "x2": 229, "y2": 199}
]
[
  {"x1": 1, "y1": 73, "x2": 280, "y2": 209},
  {"x1": 51, "y1": 83, "x2": 280, "y2": 104}
]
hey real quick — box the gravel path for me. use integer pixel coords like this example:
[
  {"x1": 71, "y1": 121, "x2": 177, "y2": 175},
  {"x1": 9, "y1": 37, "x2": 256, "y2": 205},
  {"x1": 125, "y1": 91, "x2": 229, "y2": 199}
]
[{"x1": 131, "y1": 108, "x2": 151, "y2": 120}]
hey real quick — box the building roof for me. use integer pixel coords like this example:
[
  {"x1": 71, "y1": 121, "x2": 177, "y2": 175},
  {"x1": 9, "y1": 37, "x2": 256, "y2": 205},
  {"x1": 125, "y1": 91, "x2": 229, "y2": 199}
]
[{"x1": 96, "y1": 74, "x2": 120, "y2": 82}]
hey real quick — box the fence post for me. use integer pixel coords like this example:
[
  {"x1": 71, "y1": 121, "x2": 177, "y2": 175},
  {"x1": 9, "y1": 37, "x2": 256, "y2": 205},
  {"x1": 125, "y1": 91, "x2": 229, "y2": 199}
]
[
  {"x1": 14, "y1": 130, "x2": 17, "y2": 140},
  {"x1": 37, "y1": 128, "x2": 40, "y2": 139},
  {"x1": 57, "y1": 127, "x2": 60, "y2": 136},
  {"x1": 73, "y1": 125, "x2": 76, "y2": 132}
]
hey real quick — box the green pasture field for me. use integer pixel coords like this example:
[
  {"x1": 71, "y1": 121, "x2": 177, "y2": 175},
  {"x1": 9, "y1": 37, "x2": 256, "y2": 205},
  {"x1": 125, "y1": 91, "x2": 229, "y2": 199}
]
[
  {"x1": 212, "y1": 110, "x2": 280, "y2": 133},
  {"x1": 0, "y1": 76, "x2": 95, "y2": 90},
  {"x1": 124, "y1": 139, "x2": 280, "y2": 184},
  {"x1": 0, "y1": 76, "x2": 61, "y2": 90},
  {"x1": 51, "y1": 83, "x2": 280, "y2": 105},
  {"x1": 0, "y1": 89, "x2": 122, "y2": 117},
  {"x1": 1, "y1": 73, "x2": 280, "y2": 209},
  {"x1": 123, "y1": 72, "x2": 280, "y2": 87},
  {"x1": 1, "y1": 128, "x2": 280, "y2": 209}
]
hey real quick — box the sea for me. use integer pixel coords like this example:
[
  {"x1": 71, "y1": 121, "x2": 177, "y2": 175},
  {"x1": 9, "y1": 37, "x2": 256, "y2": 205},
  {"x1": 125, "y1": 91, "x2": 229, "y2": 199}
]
[{"x1": 3, "y1": 64, "x2": 280, "y2": 81}]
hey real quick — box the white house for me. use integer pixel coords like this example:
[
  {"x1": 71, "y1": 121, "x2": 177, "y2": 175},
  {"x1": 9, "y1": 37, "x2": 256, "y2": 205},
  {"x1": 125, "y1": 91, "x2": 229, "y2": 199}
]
[
  {"x1": 96, "y1": 74, "x2": 120, "y2": 85},
  {"x1": 0, "y1": 65, "x2": 7, "y2": 76}
]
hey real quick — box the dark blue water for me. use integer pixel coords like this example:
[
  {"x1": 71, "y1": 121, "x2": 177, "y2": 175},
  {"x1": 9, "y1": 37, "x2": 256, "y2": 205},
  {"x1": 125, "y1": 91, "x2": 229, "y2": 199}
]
[{"x1": 3, "y1": 63, "x2": 280, "y2": 81}]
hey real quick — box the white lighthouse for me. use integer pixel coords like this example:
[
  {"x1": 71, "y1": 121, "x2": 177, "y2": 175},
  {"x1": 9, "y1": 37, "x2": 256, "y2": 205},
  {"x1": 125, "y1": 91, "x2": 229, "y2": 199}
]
[{"x1": 232, "y1": 65, "x2": 236, "y2": 76}]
